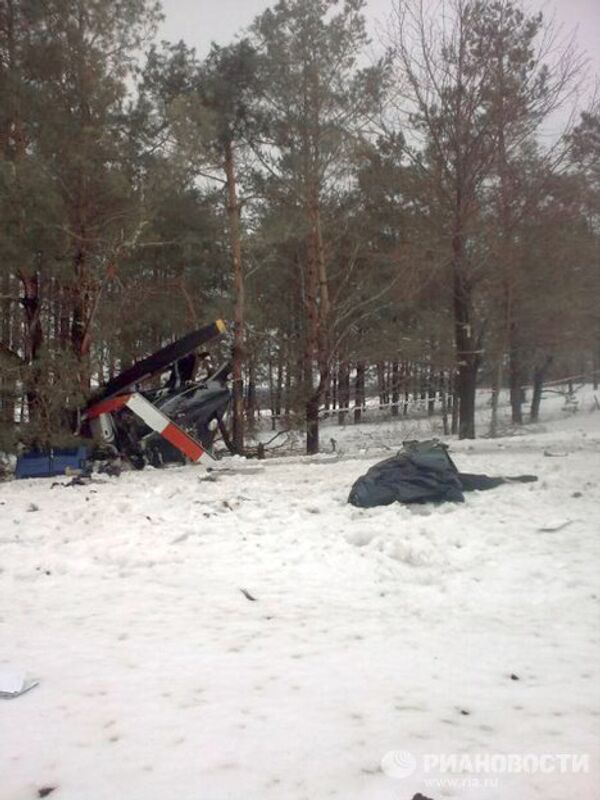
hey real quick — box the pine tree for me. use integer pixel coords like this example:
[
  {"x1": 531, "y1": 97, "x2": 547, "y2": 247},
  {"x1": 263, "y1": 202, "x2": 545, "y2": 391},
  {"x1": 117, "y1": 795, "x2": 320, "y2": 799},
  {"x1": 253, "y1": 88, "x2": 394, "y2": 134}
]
[{"x1": 250, "y1": 0, "x2": 386, "y2": 452}]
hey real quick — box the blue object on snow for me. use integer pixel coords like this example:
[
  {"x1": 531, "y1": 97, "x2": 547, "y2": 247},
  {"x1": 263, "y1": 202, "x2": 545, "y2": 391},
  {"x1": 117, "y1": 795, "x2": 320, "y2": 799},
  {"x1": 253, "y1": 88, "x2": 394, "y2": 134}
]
[{"x1": 15, "y1": 447, "x2": 88, "y2": 479}]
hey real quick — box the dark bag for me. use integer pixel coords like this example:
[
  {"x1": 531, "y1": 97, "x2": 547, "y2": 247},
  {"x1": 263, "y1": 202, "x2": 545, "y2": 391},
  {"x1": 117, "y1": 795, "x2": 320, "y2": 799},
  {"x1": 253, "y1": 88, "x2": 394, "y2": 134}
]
[
  {"x1": 348, "y1": 439, "x2": 537, "y2": 508},
  {"x1": 348, "y1": 440, "x2": 464, "y2": 508}
]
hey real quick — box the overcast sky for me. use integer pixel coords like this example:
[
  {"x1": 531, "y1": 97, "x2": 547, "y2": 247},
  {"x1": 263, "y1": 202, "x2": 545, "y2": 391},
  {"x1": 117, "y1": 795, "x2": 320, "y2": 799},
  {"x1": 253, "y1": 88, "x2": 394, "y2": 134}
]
[{"x1": 158, "y1": 0, "x2": 599, "y2": 85}]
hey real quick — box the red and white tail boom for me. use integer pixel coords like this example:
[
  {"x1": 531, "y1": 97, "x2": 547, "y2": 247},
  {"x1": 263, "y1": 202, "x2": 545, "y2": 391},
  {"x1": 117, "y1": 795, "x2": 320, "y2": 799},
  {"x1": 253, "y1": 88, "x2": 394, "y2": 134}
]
[{"x1": 86, "y1": 392, "x2": 209, "y2": 463}]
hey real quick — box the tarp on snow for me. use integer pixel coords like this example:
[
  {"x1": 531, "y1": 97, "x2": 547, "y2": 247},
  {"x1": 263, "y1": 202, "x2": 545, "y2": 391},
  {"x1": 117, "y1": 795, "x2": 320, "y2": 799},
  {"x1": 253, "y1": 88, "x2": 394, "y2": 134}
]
[{"x1": 348, "y1": 440, "x2": 537, "y2": 508}]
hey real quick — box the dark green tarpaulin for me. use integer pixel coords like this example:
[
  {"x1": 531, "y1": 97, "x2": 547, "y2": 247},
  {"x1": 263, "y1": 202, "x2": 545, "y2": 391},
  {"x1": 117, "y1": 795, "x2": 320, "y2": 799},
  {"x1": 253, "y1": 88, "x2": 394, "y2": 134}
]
[{"x1": 348, "y1": 440, "x2": 537, "y2": 508}]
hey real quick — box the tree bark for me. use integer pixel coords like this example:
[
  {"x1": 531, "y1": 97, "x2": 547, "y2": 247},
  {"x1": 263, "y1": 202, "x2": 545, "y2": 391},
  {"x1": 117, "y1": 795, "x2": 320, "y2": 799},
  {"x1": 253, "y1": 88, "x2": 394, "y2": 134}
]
[
  {"x1": 530, "y1": 356, "x2": 553, "y2": 422},
  {"x1": 246, "y1": 358, "x2": 256, "y2": 429},
  {"x1": 451, "y1": 377, "x2": 459, "y2": 435},
  {"x1": 338, "y1": 359, "x2": 350, "y2": 425},
  {"x1": 19, "y1": 270, "x2": 43, "y2": 419},
  {"x1": 427, "y1": 366, "x2": 436, "y2": 416},
  {"x1": 224, "y1": 138, "x2": 245, "y2": 454},
  {"x1": 71, "y1": 240, "x2": 91, "y2": 391},
  {"x1": 376, "y1": 361, "x2": 387, "y2": 409},
  {"x1": 354, "y1": 361, "x2": 365, "y2": 424},
  {"x1": 509, "y1": 327, "x2": 524, "y2": 425},
  {"x1": 452, "y1": 230, "x2": 478, "y2": 439},
  {"x1": 274, "y1": 344, "x2": 283, "y2": 423},
  {"x1": 391, "y1": 360, "x2": 400, "y2": 417},
  {"x1": 0, "y1": 272, "x2": 16, "y2": 431},
  {"x1": 440, "y1": 371, "x2": 450, "y2": 436},
  {"x1": 489, "y1": 360, "x2": 502, "y2": 438}
]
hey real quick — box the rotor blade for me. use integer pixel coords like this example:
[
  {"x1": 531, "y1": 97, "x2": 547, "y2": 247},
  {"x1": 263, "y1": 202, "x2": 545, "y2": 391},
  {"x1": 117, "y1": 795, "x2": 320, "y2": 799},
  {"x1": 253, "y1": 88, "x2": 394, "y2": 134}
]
[{"x1": 88, "y1": 319, "x2": 226, "y2": 406}]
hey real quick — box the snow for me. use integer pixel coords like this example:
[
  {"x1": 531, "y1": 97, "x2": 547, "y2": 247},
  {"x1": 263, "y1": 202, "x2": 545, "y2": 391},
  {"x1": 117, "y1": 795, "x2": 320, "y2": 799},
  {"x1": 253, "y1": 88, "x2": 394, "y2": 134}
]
[{"x1": 1, "y1": 390, "x2": 599, "y2": 800}]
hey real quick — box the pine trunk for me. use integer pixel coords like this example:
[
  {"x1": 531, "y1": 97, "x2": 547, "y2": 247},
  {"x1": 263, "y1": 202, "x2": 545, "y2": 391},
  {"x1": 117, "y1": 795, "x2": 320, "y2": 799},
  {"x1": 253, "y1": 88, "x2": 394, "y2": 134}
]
[
  {"x1": 338, "y1": 359, "x2": 350, "y2": 425},
  {"x1": 224, "y1": 139, "x2": 245, "y2": 454},
  {"x1": 19, "y1": 271, "x2": 43, "y2": 419},
  {"x1": 391, "y1": 360, "x2": 400, "y2": 417},
  {"x1": 452, "y1": 229, "x2": 478, "y2": 439},
  {"x1": 509, "y1": 327, "x2": 523, "y2": 425},
  {"x1": 489, "y1": 361, "x2": 502, "y2": 438},
  {"x1": 530, "y1": 356, "x2": 552, "y2": 422},
  {"x1": 354, "y1": 361, "x2": 365, "y2": 424},
  {"x1": 0, "y1": 272, "x2": 16, "y2": 432}
]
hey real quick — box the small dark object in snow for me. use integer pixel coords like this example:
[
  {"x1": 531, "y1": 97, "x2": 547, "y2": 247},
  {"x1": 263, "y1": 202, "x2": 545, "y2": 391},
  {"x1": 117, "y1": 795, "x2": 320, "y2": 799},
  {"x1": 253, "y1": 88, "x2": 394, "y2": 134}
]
[
  {"x1": 51, "y1": 475, "x2": 90, "y2": 488},
  {"x1": 459, "y1": 709, "x2": 470, "y2": 715},
  {"x1": 538, "y1": 520, "x2": 573, "y2": 533},
  {"x1": 240, "y1": 588, "x2": 257, "y2": 602},
  {"x1": 360, "y1": 765, "x2": 381, "y2": 775},
  {"x1": 572, "y1": 491, "x2": 582, "y2": 498},
  {"x1": 510, "y1": 673, "x2": 520, "y2": 681},
  {"x1": 411, "y1": 794, "x2": 435, "y2": 800},
  {"x1": 348, "y1": 440, "x2": 537, "y2": 508},
  {"x1": 98, "y1": 462, "x2": 122, "y2": 478},
  {"x1": 66, "y1": 475, "x2": 90, "y2": 487},
  {"x1": 38, "y1": 788, "x2": 56, "y2": 798},
  {"x1": 27, "y1": 503, "x2": 39, "y2": 512}
]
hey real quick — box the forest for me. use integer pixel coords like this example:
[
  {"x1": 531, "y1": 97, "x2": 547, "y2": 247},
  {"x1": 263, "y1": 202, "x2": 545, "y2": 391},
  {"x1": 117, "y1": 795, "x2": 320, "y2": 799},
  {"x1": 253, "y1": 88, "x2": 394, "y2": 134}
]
[{"x1": 1, "y1": 0, "x2": 598, "y2": 456}]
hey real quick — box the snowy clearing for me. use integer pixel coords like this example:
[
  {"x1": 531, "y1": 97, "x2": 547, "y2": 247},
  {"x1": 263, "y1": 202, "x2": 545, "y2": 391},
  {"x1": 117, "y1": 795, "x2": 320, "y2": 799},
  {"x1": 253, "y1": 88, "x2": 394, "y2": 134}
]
[{"x1": 1, "y1": 395, "x2": 599, "y2": 800}]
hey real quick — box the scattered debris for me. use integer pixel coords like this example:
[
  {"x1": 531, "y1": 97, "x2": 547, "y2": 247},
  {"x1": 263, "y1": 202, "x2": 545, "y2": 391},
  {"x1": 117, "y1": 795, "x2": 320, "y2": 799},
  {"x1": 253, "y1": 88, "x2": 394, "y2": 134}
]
[
  {"x1": 543, "y1": 450, "x2": 568, "y2": 458},
  {"x1": 26, "y1": 503, "x2": 39, "y2": 512},
  {"x1": 240, "y1": 588, "x2": 257, "y2": 602},
  {"x1": 360, "y1": 764, "x2": 381, "y2": 775},
  {"x1": 38, "y1": 788, "x2": 57, "y2": 798},
  {"x1": 51, "y1": 475, "x2": 105, "y2": 489},
  {"x1": 199, "y1": 473, "x2": 219, "y2": 483},
  {"x1": 0, "y1": 673, "x2": 39, "y2": 699},
  {"x1": 97, "y1": 461, "x2": 122, "y2": 478},
  {"x1": 510, "y1": 673, "x2": 520, "y2": 681}
]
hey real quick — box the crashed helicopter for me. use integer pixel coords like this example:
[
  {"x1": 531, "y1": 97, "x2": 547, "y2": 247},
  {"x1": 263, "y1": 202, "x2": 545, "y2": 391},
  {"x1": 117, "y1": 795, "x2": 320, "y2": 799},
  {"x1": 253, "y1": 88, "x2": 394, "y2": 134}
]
[{"x1": 81, "y1": 319, "x2": 232, "y2": 469}]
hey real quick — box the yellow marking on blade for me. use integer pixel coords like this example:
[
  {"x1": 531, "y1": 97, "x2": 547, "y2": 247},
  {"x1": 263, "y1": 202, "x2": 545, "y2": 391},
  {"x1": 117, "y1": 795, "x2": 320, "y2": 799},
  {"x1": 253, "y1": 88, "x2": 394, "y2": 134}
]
[{"x1": 215, "y1": 319, "x2": 227, "y2": 333}]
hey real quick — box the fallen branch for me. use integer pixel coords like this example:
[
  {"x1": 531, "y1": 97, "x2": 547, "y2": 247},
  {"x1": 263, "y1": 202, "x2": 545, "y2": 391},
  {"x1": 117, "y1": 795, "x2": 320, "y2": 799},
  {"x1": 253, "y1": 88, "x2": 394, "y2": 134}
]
[{"x1": 538, "y1": 520, "x2": 574, "y2": 533}]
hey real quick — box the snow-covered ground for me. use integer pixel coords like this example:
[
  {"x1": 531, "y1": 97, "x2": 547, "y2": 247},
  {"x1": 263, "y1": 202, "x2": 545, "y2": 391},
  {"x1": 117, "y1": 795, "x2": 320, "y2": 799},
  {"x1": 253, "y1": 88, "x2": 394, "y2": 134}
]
[{"x1": 1, "y1": 390, "x2": 599, "y2": 800}]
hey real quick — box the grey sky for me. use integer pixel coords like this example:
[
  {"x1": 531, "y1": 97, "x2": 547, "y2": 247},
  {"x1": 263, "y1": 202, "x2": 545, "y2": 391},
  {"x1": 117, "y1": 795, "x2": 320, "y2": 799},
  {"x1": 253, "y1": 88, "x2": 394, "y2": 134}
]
[{"x1": 158, "y1": 0, "x2": 599, "y2": 85}]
